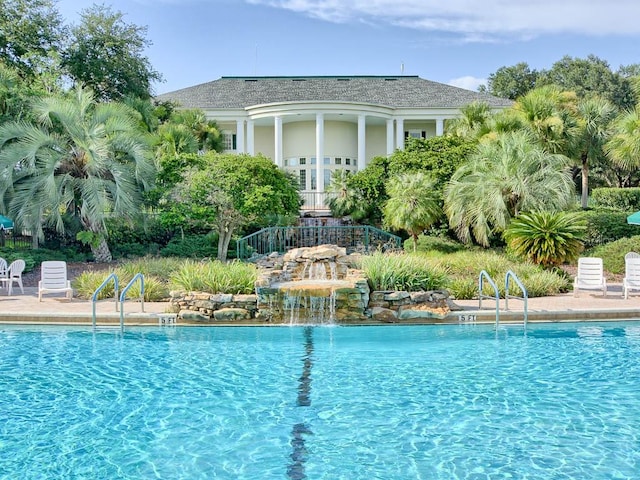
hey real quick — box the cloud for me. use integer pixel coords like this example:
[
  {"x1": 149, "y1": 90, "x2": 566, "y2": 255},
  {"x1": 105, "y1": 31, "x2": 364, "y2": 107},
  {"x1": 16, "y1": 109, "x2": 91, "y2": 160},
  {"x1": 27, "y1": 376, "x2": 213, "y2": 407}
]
[
  {"x1": 448, "y1": 76, "x2": 486, "y2": 91},
  {"x1": 247, "y1": 0, "x2": 640, "y2": 40}
]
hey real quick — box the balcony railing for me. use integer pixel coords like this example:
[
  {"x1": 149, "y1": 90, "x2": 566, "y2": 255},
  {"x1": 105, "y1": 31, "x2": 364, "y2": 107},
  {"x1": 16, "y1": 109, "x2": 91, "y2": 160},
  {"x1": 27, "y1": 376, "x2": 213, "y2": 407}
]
[{"x1": 299, "y1": 191, "x2": 337, "y2": 210}]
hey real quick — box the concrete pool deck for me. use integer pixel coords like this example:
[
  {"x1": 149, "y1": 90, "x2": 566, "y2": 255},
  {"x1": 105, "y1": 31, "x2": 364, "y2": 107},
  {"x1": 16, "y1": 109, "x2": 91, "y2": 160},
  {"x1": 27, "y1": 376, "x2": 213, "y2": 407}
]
[{"x1": 1, "y1": 284, "x2": 640, "y2": 326}]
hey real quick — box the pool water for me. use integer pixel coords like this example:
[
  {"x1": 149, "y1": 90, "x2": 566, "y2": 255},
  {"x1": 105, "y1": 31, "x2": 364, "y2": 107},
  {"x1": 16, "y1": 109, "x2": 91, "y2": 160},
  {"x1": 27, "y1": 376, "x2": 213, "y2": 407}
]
[{"x1": 1, "y1": 323, "x2": 639, "y2": 479}]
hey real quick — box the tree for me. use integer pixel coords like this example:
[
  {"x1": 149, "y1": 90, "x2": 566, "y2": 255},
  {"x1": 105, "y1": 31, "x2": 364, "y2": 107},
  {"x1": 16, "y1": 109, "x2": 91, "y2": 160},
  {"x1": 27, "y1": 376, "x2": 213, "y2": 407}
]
[
  {"x1": 511, "y1": 85, "x2": 577, "y2": 155},
  {"x1": 167, "y1": 153, "x2": 300, "y2": 261},
  {"x1": 0, "y1": 86, "x2": 155, "y2": 260},
  {"x1": 0, "y1": 0, "x2": 65, "y2": 78},
  {"x1": 444, "y1": 101, "x2": 494, "y2": 140},
  {"x1": 504, "y1": 211, "x2": 586, "y2": 266},
  {"x1": 445, "y1": 131, "x2": 575, "y2": 246},
  {"x1": 63, "y1": 4, "x2": 162, "y2": 101},
  {"x1": 480, "y1": 62, "x2": 539, "y2": 100},
  {"x1": 383, "y1": 173, "x2": 441, "y2": 252},
  {"x1": 326, "y1": 170, "x2": 365, "y2": 219},
  {"x1": 606, "y1": 108, "x2": 640, "y2": 172},
  {"x1": 539, "y1": 55, "x2": 635, "y2": 110},
  {"x1": 568, "y1": 96, "x2": 617, "y2": 209}
]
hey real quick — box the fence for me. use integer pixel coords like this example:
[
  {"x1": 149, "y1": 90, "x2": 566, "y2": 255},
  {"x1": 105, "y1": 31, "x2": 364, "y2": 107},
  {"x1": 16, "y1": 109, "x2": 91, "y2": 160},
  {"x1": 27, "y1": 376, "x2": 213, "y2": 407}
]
[{"x1": 236, "y1": 225, "x2": 402, "y2": 259}]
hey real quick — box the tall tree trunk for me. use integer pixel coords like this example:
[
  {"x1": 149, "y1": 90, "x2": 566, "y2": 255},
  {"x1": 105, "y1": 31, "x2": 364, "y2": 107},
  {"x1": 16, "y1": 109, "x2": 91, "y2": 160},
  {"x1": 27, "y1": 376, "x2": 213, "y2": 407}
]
[
  {"x1": 581, "y1": 156, "x2": 589, "y2": 209},
  {"x1": 92, "y1": 237, "x2": 113, "y2": 263}
]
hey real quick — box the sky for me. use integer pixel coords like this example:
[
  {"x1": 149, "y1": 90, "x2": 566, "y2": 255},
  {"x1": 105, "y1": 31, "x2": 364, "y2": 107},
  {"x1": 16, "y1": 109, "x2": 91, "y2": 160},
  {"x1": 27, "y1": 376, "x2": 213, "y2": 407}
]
[{"x1": 55, "y1": 0, "x2": 640, "y2": 96}]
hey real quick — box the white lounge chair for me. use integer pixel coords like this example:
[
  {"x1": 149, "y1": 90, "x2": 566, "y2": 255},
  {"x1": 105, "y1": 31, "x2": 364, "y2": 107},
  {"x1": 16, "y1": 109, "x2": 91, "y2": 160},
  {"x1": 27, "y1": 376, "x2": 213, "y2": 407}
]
[
  {"x1": 0, "y1": 259, "x2": 25, "y2": 295},
  {"x1": 623, "y1": 257, "x2": 640, "y2": 299},
  {"x1": 38, "y1": 261, "x2": 73, "y2": 301},
  {"x1": 573, "y1": 257, "x2": 607, "y2": 297},
  {"x1": 625, "y1": 251, "x2": 640, "y2": 260}
]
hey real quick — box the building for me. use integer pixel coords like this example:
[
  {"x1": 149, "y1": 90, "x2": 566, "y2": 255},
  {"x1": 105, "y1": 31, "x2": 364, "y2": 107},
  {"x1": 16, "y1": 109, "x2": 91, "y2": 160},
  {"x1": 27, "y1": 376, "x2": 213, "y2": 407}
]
[{"x1": 156, "y1": 75, "x2": 512, "y2": 209}]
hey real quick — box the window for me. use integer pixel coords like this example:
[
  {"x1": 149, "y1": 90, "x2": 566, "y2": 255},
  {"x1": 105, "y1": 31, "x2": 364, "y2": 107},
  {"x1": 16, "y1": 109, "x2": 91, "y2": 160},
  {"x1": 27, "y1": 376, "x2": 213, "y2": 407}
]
[
  {"x1": 310, "y1": 157, "x2": 317, "y2": 165},
  {"x1": 406, "y1": 130, "x2": 426, "y2": 139},
  {"x1": 222, "y1": 133, "x2": 237, "y2": 151},
  {"x1": 324, "y1": 170, "x2": 331, "y2": 188},
  {"x1": 345, "y1": 158, "x2": 351, "y2": 165},
  {"x1": 335, "y1": 157, "x2": 342, "y2": 165},
  {"x1": 300, "y1": 157, "x2": 306, "y2": 165},
  {"x1": 323, "y1": 157, "x2": 331, "y2": 165},
  {"x1": 310, "y1": 170, "x2": 317, "y2": 190},
  {"x1": 299, "y1": 170, "x2": 307, "y2": 189}
]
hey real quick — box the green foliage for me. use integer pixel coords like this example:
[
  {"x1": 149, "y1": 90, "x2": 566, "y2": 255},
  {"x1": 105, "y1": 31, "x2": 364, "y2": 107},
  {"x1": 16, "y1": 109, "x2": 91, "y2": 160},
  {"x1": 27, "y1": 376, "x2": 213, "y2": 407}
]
[
  {"x1": 383, "y1": 172, "x2": 441, "y2": 251},
  {"x1": 159, "y1": 233, "x2": 219, "y2": 259},
  {"x1": 480, "y1": 62, "x2": 539, "y2": 100},
  {"x1": 105, "y1": 216, "x2": 173, "y2": 259},
  {"x1": 587, "y1": 236, "x2": 640, "y2": 275},
  {"x1": 403, "y1": 235, "x2": 468, "y2": 255},
  {"x1": 169, "y1": 259, "x2": 258, "y2": 294},
  {"x1": 591, "y1": 188, "x2": 640, "y2": 211},
  {"x1": 62, "y1": 4, "x2": 161, "y2": 101},
  {"x1": 360, "y1": 252, "x2": 450, "y2": 292},
  {"x1": 503, "y1": 211, "x2": 586, "y2": 266},
  {"x1": 429, "y1": 250, "x2": 570, "y2": 299},
  {"x1": 445, "y1": 130, "x2": 576, "y2": 246},
  {"x1": 73, "y1": 256, "x2": 185, "y2": 301},
  {"x1": 582, "y1": 209, "x2": 639, "y2": 247},
  {"x1": 341, "y1": 156, "x2": 390, "y2": 223}
]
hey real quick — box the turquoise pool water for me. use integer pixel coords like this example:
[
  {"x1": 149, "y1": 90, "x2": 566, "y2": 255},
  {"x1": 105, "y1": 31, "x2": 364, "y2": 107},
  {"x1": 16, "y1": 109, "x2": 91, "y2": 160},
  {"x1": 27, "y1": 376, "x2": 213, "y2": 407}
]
[{"x1": 1, "y1": 323, "x2": 639, "y2": 479}]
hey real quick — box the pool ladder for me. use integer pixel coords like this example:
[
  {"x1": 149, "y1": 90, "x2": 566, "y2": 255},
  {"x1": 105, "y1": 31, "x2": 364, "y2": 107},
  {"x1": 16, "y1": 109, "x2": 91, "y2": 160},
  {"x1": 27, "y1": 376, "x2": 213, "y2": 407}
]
[
  {"x1": 478, "y1": 270, "x2": 528, "y2": 329},
  {"x1": 91, "y1": 273, "x2": 145, "y2": 333}
]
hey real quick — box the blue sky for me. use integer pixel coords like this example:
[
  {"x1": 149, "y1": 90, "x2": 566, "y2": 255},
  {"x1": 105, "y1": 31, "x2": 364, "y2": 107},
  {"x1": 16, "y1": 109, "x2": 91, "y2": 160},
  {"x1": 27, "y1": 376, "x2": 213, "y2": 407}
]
[{"x1": 56, "y1": 0, "x2": 640, "y2": 95}]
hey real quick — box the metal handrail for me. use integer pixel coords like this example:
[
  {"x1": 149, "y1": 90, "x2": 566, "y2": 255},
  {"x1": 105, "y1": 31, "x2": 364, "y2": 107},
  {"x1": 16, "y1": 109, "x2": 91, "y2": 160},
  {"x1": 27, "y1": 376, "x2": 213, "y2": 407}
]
[
  {"x1": 478, "y1": 270, "x2": 500, "y2": 327},
  {"x1": 119, "y1": 273, "x2": 145, "y2": 331},
  {"x1": 91, "y1": 273, "x2": 119, "y2": 331},
  {"x1": 505, "y1": 270, "x2": 528, "y2": 329}
]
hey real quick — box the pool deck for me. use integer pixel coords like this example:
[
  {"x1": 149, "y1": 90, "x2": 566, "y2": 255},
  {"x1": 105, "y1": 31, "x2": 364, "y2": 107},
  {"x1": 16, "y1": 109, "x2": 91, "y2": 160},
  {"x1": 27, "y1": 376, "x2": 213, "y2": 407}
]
[{"x1": 1, "y1": 284, "x2": 640, "y2": 326}]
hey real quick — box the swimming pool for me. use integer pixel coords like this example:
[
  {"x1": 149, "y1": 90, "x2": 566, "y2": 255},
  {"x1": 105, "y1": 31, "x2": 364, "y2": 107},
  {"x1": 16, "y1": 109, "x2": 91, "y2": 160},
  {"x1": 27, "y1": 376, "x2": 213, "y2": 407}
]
[{"x1": 1, "y1": 323, "x2": 638, "y2": 479}]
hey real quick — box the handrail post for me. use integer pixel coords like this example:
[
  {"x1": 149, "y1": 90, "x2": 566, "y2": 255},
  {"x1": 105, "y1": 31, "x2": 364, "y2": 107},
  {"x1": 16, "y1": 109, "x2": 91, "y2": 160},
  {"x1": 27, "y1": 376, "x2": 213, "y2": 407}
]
[
  {"x1": 478, "y1": 270, "x2": 500, "y2": 328},
  {"x1": 119, "y1": 273, "x2": 145, "y2": 332},
  {"x1": 505, "y1": 270, "x2": 528, "y2": 329},
  {"x1": 91, "y1": 273, "x2": 119, "y2": 331}
]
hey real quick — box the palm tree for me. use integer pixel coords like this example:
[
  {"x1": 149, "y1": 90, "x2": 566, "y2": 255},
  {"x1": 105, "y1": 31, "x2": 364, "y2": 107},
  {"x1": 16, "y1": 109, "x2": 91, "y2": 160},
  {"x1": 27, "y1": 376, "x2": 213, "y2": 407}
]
[
  {"x1": 512, "y1": 85, "x2": 577, "y2": 154},
  {"x1": 383, "y1": 172, "x2": 441, "y2": 252},
  {"x1": 445, "y1": 101, "x2": 493, "y2": 140},
  {"x1": 0, "y1": 85, "x2": 155, "y2": 261},
  {"x1": 606, "y1": 107, "x2": 640, "y2": 172},
  {"x1": 326, "y1": 170, "x2": 365, "y2": 219},
  {"x1": 445, "y1": 131, "x2": 575, "y2": 246},
  {"x1": 568, "y1": 96, "x2": 617, "y2": 209}
]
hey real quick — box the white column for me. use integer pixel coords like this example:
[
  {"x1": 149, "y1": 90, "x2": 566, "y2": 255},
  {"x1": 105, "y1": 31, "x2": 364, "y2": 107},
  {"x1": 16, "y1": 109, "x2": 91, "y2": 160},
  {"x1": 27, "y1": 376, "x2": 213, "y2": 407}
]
[
  {"x1": 246, "y1": 120, "x2": 255, "y2": 155},
  {"x1": 436, "y1": 117, "x2": 445, "y2": 136},
  {"x1": 274, "y1": 116, "x2": 283, "y2": 167},
  {"x1": 316, "y1": 113, "x2": 324, "y2": 193},
  {"x1": 395, "y1": 117, "x2": 404, "y2": 151},
  {"x1": 386, "y1": 118, "x2": 394, "y2": 155},
  {"x1": 236, "y1": 119, "x2": 245, "y2": 154},
  {"x1": 357, "y1": 114, "x2": 366, "y2": 171}
]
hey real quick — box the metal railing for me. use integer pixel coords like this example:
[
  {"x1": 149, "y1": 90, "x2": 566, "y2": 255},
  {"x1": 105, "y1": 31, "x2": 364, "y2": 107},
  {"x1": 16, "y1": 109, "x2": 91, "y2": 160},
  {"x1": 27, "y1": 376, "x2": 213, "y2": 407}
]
[
  {"x1": 92, "y1": 273, "x2": 119, "y2": 332},
  {"x1": 505, "y1": 270, "x2": 528, "y2": 329},
  {"x1": 478, "y1": 270, "x2": 500, "y2": 327},
  {"x1": 236, "y1": 225, "x2": 402, "y2": 259},
  {"x1": 299, "y1": 191, "x2": 337, "y2": 210},
  {"x1": 119, "y1": 274, "x2": 145, "y2": 331}
]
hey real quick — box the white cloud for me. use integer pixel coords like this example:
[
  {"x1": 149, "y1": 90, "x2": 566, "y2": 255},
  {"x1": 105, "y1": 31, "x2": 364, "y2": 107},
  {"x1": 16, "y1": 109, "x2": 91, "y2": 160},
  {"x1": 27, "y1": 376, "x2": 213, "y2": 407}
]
[
  {"x1": 247, "y1": 0, "x2": 640, "y2": 40},
  {"x1": 448, "y1": 76, "x2": 486, "y2": 91}
]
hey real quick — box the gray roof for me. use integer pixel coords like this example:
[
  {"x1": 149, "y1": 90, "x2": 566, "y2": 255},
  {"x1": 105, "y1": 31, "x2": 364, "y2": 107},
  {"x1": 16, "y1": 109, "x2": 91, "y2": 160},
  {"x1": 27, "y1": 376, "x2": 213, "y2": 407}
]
[{"x1": 156, "y1": 76, "x2": 512, "y2": 110}]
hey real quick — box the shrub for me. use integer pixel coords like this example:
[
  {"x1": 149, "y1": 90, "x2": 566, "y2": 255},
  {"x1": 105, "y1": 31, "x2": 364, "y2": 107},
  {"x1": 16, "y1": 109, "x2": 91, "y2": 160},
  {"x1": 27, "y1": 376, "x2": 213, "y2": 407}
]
[
  {"x1": 503, "y1": 211, "x2": 586, "y2": 266},
  {"x1": 591, "y1": 187, "x2": 640, "y2": 211},
  {"x1": 360, "y1": 251, "x2": 450, "y2": 291},
  {"x1": 169, "y1": 260, "x2": 258, "y2": 294},
  {"x1": 403, "y1": 234, "x2": 468, "y2": 255},
  {"x1": 160, "y1": 233, "x2": 218, "y2": 258},
  {"x1": 587, "y1": 236, "x2": 640, "y2": 275},
  {"x1": 582, "y1": 209, "x2": 639, "y2": 247}
]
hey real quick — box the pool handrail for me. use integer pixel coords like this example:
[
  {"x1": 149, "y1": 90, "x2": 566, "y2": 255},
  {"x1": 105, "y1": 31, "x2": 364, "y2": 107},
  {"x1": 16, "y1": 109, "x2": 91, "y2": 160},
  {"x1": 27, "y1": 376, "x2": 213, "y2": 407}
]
[
  {"x1": 92, "y1": 273, "x2": 119, "y2": 331},
  {"x1": 505, "y1": 270, "x2": 528, "y2": 329},
  {"x1": 478, "y1": 270, "x2": 500, "y2": 327},
  {"x1": 119, "y1": 273, "x2": 145, "y2": 330}
]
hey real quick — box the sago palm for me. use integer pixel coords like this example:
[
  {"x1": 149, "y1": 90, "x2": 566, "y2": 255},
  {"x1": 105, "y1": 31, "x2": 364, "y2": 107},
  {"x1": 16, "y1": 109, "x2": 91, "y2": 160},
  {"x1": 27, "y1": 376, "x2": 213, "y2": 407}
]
[
  {"x1": 0, "y1": 85, "x2": 155, "y2": 261},
  {"x1": 383, "y1": 172, "x2": 441, "y2": 252},
  {"x1": 503, "y1": 211, "x2": 586, "y2": 267}
]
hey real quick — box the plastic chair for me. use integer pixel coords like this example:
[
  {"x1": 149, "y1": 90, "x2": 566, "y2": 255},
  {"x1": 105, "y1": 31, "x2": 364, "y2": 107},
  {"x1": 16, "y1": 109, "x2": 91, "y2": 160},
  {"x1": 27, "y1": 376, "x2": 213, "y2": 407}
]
[
  {"x1": 573, "y1": 257, "x2": 607, "y2": 297},
  {"x1": 0, "y1": 259, "x2": 25, "y2": 295},
  {"x1": 38, "y1": 261, "x2": 73, "y2": 301},
  {"x1": 623, "y1": 257, "x2": 640, "y2": 299},
  {"x1": 0, "y1": 257, "x2": 7, "y2": 280}
]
